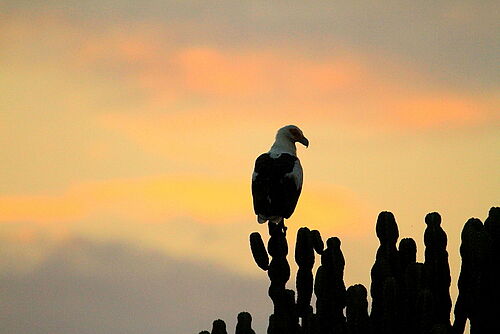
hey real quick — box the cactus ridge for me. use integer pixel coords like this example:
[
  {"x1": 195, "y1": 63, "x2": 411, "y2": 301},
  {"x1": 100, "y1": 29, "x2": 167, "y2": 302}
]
[{"x1": 199, "y1": 207, "x2": 498, "y2": 334}]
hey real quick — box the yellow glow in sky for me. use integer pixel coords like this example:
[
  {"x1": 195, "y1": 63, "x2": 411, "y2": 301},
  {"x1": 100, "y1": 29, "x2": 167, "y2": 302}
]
[{"x1": 0, "y1": 2, "x2": 498, "y2": 332}]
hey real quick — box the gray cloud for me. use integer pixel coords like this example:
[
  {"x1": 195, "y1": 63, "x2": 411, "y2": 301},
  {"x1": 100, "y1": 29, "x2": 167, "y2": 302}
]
[
  {"x1": 2, "y1": 1, "x2": 498, "y2": 90},
  {"x1": 0, "y1": 238, "x2": 270, "y2": 334}
]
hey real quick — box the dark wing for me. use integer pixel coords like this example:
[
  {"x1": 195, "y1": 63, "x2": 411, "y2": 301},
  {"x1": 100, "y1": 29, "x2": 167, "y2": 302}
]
[
  {"x1": 251, "y1": 153, "x2": 302, "y2": 219},
  {"x1": 252, "y1": 153, "x2": 274, "y2": 217}
]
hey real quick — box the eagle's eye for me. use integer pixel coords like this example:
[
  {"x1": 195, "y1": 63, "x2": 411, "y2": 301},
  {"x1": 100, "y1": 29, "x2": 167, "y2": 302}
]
[{"x1": 289, "y1": 128, "x2": 301, "y2": 139}]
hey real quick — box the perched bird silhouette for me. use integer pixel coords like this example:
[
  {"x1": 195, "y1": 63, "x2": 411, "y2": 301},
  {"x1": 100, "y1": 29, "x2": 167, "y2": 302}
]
[{"x1": 251, "y1": 125, "x2": 309, "y2": 231}]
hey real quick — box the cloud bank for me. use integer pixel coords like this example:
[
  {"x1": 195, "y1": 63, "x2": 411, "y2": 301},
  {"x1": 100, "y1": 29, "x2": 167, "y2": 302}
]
[{"x1": 0, "y1": 237, "x2": 270, "y2": 334}]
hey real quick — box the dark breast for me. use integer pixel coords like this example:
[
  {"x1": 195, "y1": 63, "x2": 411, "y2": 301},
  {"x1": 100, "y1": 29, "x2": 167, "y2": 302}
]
[{"x1": 251, "y1": 153, "x2": 302, "y2": 219}]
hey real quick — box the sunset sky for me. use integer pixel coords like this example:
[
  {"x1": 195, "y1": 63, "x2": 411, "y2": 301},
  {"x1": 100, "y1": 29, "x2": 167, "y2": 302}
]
[{"x1": 1, "y1": 1, "x2": 498, "y2": 333}]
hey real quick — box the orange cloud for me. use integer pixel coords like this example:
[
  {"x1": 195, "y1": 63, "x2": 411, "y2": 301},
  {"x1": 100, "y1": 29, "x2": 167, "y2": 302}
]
[
  {"x1": 0, "y1": 177, "x2": 241, "y2": 225},
  {"x1": 0, "y1": 175, "x2": 370, "y2": 276},
  {"x1": 3, "y1": 11, "x2": 498, "y2": 133},
  {"x1": 83, "y1": 37, "x2": 495, "y2": 131},
  {"x1": 390, "y1": 94, "x2": 483, "y2": 128},
  {"x1": 0, "y1": 176, "x2": 367, "y2": 234},
  {"x1": 173, "y1": 47, "x2": 365, "y2": 99},
  {"x1": 174, "y1": 47, "x2": 267, "y2": 97},
  {"x1": 5, "y1": 13, "x2": 495, "y2": 131},
  {"x1": 0, "y1": 193, "x2": 85, "y2": 224}
]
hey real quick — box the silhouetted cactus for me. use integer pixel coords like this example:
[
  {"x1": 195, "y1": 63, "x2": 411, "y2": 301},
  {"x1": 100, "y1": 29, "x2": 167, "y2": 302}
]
[
  {"x1": 236, "y1": 312, "x2": 256, "y2": 334},
  {"x1": 267, "y1": 222, "x2": 296, "y2": 333},
  {"x1": 398, "y1": 237, "x2": 417, "y2": 331},
  {"x1": 295, "y1": 227, "x2": 315, "y2": 318},
  {"x1": 311, "y1": 229, "x2": 324, "y2": 254},
  {"x1": 379, "y1": 276, "x2": 399, "y2": 334},
  {"x1": 294, "y1": 228, "x2": 325, "y2": 333},
  {"x1": 267, "y1": 290, "x2": 299, "y2": 334},
  {"x1": 423, "y1": 212, "x2": 451, "y2": 330},
  {"x1": 453, "y1": 217, "x2": 487, "y2": 334},
  {"x1": 250, "y1": 232, "x2": 269, "y2": 270},
  {"x1": 370, "y1": 211, "x2": 401, "y2": 334},
  {"x1": 404, "y1": 262, "x2": 426, "y2": 334},
  {"x1": 399, "y1": 238, "x2": 417, "y2": 276},
  {"x1": 315, "y1": 237, "x2": 347, "y2": 334},
  {"x1": 249, "y1": 223, "x2": 296, "y2": 333},
  {"x1": 202, "y1": 208, "x2": 498, "y2": 334},
  {"x1": 211, "y1": 319, "x2": 227, "y2": 334},
  {"x1": 483, "y1": 207, "x2": 499, "y2": 333},
  {"x1": 431, "y1": 323, "x2": 449, "y2": 334},
  {"x1": 415, "y1": 288, "x2": 434, "y2": 334},
  {"x1": 453, "y1": 208, "x2": 500, "y2": 334},
  {"x1": 346, "y1": 284, "x2": 370, "y2": 334},
  {"x1": 484, "y1": 207, "x2": 500, "y2": 259}
]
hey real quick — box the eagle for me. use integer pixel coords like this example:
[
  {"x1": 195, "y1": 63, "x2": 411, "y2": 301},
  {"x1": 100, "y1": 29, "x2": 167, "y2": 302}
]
[{"x1": 251, "y1": 125, "x2": 309, "y2": 231}]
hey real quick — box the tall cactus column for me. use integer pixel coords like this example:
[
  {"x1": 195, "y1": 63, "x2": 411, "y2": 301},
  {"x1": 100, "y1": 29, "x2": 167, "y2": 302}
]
[
  {"x1": 398, "y1": 238, "x2": 418, "y2": 333},
  {"x1": 295, "y1": 227, "x2": 315, "y2": 318},
  {"x1": 370, "y1": 211, "x2": 401, "y2": 334},
  {"x1": 483, "y1": 207, "x2": 499, "y2": 333},
  {"x1": 453, "y1": 211, "x2": 498, "y2": 334},
  {"x1": 295, "y1": 227, "x2": 323, "y2": 333},
  {"x1": 250, "y1": 223, "x2": 298, "y2": 334},
  {"x1": 314, "y1": 237, "x2": 347, "y2": 334},
  {"x1": 346, "y1": 284, "x2": 371, "y2": 334},
  {"x1": 423, "y1": 212, "x2": 451, "y2": 330},
  {"x1": 266, "y1": 222, "x2": 291, "y2": 316},
  {"x1": 453, "y1": 218, "x2": 487, "y2": 334}
]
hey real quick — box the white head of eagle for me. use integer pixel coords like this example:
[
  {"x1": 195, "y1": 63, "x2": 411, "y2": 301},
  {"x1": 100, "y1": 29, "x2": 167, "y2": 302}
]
[{"x1": 251, "y1": 125, "x2": 309, "y2": 225}]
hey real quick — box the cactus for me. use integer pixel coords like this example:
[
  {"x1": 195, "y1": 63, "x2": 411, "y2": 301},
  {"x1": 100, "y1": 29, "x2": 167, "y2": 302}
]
[
  {"x1": 250, "y1": 232, "x2": 269, "y2": 270},
  {"x1": 423, "y1": 212, "x2": 451, "y2": 329},
  {"x1": 398, "y1": 237, "x2": 417, "y2": 331},
  {"x1": 201, "y1": 208, "x2": 498, "y2": 334},
  {"x1": 295, "y1": 227, "x2": 315, "y2": 318},
  {"x1": 211, "y1": 319, "x2": 227, "y2": 334},
  {"x1": 267, "y1": 290, "x2": 299, "y2": 334},
  {"x1": 484, "y1": 207, "x2": 500, "y2": 257},
  {"x1": 267, "y1": 222, "x2": 295, "y2": 333},
  {"x1": 403, "y1": 262, "x2": 425, "y2": 334},
  {"x1": 236, "y1": 312, "x2": 256, "y2": 334},
  {"x1": 430, "y1": 323, "x2": 448, "y2": 334},
  {"x1": 346, "y1": 284, "x2": 370, "y2": 334},
  {"x1": 415, "y1": 288, "x2": 434, "y2": 334},
  {"x1": 311, "y1": 229, "x2": 324, "y2": 254},
  {"x1": 315, "y1": 237, "x2": 347, "y2": 334},
  {"x1": 399, "y1": 238, "x2": 417, "y2": 275},
  {"x1": 370, "y1": 211, "x2": 401, "y2": 334},
  {"x1": 453, "y1": 208, "x2": 499, "y2": 334},
  {"x1": 483, "y1": 207, "x2": 499, "y2": 332},
  {"x1": 379, "y1": 276, "x2": 400, "y2": 334},
  {"x1": 453, "y1": 217, "x2": 487, "y2": 334},
  {"x1": 249, "y1": 222, "x2": 296, "y2": 333}
]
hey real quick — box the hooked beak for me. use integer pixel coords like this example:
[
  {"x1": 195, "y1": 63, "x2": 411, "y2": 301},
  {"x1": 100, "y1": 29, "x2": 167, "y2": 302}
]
[{"x1": 299, "y1": 136, "x2": 309, "y2": 148}]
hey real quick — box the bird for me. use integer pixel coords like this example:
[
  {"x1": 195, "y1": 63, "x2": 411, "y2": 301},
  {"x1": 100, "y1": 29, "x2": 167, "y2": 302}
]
[{"x1": 251, "y1": 125, "x2": 309, "y2": 232}]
